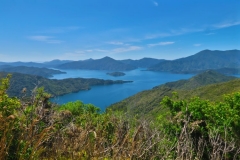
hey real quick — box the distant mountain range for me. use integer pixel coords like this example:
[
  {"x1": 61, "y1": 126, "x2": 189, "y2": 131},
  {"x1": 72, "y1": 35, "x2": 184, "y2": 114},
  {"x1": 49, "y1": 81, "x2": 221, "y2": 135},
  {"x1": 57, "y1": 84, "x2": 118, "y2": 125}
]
[
  {"x1": 0, "y1": 57, "x2": 166, "y2": 71},
  {"x1": 120, "y1": 58, "x2": 165, "y2": 68},
  {"x1": 148, "y1": 50, "x2": 240, "y2": 73},
  {"x1": 57, "y1": 56, "x2": 137, "y2": 71},
  {"x1": 108, "y1": 70, "x2": 239, "y2": 117},
  {"x1": 1, "y1": 50, "x2": 240, "y2": 73},
  {"x1": 56, "y1": 57, "x2": 167, "y2": 70},
  {"x1": 0, "y1": 59, "x2": 73, "y2": 68}
]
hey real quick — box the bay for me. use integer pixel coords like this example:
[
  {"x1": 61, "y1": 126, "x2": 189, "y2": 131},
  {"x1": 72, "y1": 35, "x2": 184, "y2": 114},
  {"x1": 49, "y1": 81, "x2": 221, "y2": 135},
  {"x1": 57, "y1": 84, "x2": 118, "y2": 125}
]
[{"x1": 50, "y1": 69, "x2": 194, "y2": 111}]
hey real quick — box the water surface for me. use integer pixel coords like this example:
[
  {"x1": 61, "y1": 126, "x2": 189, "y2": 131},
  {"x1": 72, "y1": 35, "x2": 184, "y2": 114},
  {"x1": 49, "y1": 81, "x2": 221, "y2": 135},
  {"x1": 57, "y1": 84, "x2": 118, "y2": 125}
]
[{"x1": 51, "y1": 69, "x2": 195, "y2": 110}]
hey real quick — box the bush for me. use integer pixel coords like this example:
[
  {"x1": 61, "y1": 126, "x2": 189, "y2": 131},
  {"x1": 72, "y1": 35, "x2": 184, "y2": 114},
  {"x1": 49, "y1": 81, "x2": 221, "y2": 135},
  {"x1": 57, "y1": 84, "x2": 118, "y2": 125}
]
[{"x1": 160, "y1": 92, "x2": 240, "y2": 159}]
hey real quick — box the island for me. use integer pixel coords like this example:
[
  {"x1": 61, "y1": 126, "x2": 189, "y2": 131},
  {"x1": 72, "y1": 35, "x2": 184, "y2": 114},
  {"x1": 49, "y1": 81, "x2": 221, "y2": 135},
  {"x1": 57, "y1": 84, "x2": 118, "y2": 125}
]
[{"x1": 107, "y1": 72, "x2": 126, "y2": 77}]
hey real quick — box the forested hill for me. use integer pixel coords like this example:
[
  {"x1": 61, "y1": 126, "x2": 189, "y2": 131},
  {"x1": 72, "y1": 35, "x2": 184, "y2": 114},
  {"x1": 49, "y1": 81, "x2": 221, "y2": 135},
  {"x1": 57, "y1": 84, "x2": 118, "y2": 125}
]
[
  {"x1": 0, "y1": 66, "x2": 66, "y2": 78},
  {"x1": 157, "y1": 70, "x2": 236, "y2": 90},
  {"x1": 0, "y1": 72, "x2": 132, "y2": 97},
  {"x1": 57, "y1": 56, "x2": 137, "y2": 71},
  {"x1": 148, "y1": 50, "x2": 240, "y2": 73},
  {"x1": 108, "y1": 70, "x2": 239, "y2": 117}
]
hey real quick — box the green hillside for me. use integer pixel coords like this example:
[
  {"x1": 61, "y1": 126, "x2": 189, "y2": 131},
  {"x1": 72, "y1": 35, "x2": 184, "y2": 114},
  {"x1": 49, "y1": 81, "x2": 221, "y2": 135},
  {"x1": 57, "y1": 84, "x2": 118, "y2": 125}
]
[
  {"x1": 0, "y1": 72, "x2": 132, "y2": 97},
  {"x1": 1, "y1": 72, "x2": 240, "y2": 159},
  {"x1": 108, "y1": 71, "x2": 239, "y2": 118},
  {"x1": 159, "y1": 70, "x2": 236, "y2": 90}
]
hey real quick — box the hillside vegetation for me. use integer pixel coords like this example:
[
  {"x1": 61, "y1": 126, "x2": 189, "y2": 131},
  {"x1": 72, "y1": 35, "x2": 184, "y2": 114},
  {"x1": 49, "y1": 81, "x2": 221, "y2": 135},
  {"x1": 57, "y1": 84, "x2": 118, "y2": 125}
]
[
  {"x1": 159, "y1": 70, "x2": 236, "y2": 90},
  {"x1": 1, "y1": 74, "x2": 240, "y2": 159},
  {"x1": 109, "y1": 70, "x2": 239, "y2": 118},
  {"x1": 0, "y1": 72, "x2": 132, "y2": 97}
]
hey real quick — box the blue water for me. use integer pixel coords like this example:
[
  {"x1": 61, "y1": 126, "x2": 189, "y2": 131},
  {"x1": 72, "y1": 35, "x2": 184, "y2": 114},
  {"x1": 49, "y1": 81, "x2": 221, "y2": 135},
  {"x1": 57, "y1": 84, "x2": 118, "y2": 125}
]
[{"x1": 50, "y1": 69, "x2": 194, "y2": 111}]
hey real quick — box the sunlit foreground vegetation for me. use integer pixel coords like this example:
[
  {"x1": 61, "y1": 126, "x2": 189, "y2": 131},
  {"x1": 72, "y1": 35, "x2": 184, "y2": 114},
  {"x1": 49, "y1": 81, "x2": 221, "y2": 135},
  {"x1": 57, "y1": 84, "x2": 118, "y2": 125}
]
[{"x1": 1, "y1": 75, "x2": 240, "y2": 159}]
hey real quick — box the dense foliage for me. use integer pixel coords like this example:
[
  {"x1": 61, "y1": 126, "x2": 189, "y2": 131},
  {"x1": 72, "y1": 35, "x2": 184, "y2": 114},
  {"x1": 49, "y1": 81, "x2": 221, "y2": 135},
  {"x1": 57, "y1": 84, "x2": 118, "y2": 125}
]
[
  {"x1": 0, "y1": 75, "x2": 240, "y2": 159},
  {"x1": 109, "y1": 71, "x2": 239, "y2": 118},
  {"x1": 159, "y1": 92, "x2": 240, "y2": 159}
]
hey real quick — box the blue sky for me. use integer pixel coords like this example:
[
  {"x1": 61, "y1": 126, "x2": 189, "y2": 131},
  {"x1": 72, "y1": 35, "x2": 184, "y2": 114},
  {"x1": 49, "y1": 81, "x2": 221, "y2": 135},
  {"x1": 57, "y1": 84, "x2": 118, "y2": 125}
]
[{"x1": 0, "y1": 0, "x2": 240, "y2": 62}]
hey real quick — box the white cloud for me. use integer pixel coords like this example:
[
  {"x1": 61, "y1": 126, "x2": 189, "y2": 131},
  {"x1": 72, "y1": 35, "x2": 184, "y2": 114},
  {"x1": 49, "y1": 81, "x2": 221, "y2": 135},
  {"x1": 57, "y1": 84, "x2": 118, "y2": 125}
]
[
  {"x1": 153, "y1": 1, "x2": 158, "y2": 6},
  {"x1": 74, "y1": 49, "x2": 106, "y2": 54},
  {"x1": 144, "y1": 20, "x2": 240, "y2": 41},
  {"x1": 145, "y1": 33, "x2": 172, "y2": 39},
  {"x1": 145, "y1": 28, "x2": 204, "y2": 40},
  {"x1": 148, "y1": 41, "x2": 175, "y2": 47},
  {"x1": 85, "y1": 50, "x2": 93, "y2": 52},
  {"x1": 213, "y1": 21, "x2": 240, "y2": 29},
  {"x1": 28, "y1": 36, "x2": 63, "y2": 44},
  {"x1": 61, "y1": 50, "x2": 88, "y2": 59},
  {"x1": 68, "y1": 46, "x2": 142, "y2": 56},
  {"x1": 65, "y1": 52, "x2": 85, "y2": 56},
  {"x1": 40, "y1": 26, "x2": 81, "y2": 34},
  {"x1": 106, "y1": 41, "x2": 131, "y2": 46},
  {"x1": 193, "y1": 44, "x2": 202, "y2": 47},
  {"x1": 111, "y1": 46, "x2": 142, "y2": 53},
  {"x1": 205, "y1": 32, "x2": 215, "y2": 36},
  {"x1": 95, "y1": 49, "x2": 108, "y2": 52},
  {"x1": 107, "y1": 41, "x2": 124, "y2": 45},
  {"x1": 28, "y1": 36, "x2": 50, "y2": 41}
]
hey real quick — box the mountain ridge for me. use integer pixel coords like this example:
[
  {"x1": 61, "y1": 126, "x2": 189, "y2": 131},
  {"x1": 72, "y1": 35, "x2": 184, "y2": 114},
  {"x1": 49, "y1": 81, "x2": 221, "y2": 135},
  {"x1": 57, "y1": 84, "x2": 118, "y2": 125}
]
[
  {"x1": 148, "y1": 49, "x2": 240, "y2": 73},
  {"x1": 0, "y1": 60, "x2": 73, "y2": 68},
  {"x1": 57, "y1": 56, "x2": 137, "y2": 71},
  {"x1": 1, "y1": 49, "x2": 240, "y2": 73},
  {"x1": 120, "y1": 58, "x2": 165, "y2": 68}
]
